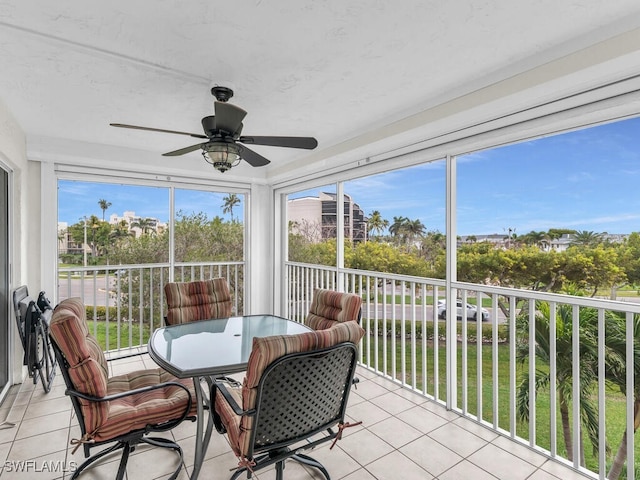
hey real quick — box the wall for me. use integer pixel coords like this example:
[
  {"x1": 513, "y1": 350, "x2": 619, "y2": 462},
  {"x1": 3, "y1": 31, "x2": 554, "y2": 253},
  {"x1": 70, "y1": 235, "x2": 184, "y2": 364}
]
[{"x1": 0, "y1": 96, "x2": 29, "y2": 384}]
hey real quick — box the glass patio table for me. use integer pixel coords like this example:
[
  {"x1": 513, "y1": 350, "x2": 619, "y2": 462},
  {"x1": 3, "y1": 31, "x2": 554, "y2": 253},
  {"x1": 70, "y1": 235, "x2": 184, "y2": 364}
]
[{"x1": 148, "y1": 315, "x2": 312, "y2": 479}]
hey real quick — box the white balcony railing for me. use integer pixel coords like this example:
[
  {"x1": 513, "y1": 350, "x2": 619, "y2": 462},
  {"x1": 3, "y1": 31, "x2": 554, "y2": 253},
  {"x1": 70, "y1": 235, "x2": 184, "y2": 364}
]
[
  {"x1": 57, "y1": 261, "x2": 244, "y2": 357},
  {"x1": 285, "y1": 261, "x2": 640, "y2": 480},
  {"x1": 56, "y1": 259, "x2": 639, "y2": 479}
]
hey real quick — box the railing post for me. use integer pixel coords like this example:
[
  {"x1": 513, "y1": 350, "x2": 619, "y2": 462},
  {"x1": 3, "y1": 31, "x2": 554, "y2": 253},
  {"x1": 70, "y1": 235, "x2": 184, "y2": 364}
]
[{"x1": 445, "y1": 154, "x2": 457, "y2": 411}]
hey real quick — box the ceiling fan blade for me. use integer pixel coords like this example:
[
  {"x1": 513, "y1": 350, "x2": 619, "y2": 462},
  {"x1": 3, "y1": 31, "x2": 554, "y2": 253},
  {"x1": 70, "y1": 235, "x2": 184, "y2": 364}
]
[
  {"x1": 239, "y1": 135, "x2": 318, "y2": 149},
  {"x1": 110, "y1": 123, "x2": 208, "y2": 139},
  {"x1": 162, "y1": 143, "x2": 205, "y2": 156},
  {"x1": 240, "y1": 145, "x2": 271, "y2": 167},
  {"x1": 214, "y1": 102, "x2": 247, "y2": 135}
]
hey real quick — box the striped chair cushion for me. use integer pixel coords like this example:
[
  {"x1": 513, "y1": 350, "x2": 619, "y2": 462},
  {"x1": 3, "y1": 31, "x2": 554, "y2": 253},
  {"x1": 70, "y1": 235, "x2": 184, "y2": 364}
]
[
  {"x1": 95, "y1": 368, "x2": 196, "y2": 442},
  {"x1": 164, "y1": 278, "x2": 232, "y2": 325},
  {"x1": 50, "y1": 297, "x2": 110, "y2": 434},
  {"x1": 304, "y1": 289, "x2": 363, "y2": 330},
  {"x1": 51, "y1": 298, "x2": 197, "y2": 444},
  {"x1": 216, "y1": 321, "x2": 365, "y2": 458}
]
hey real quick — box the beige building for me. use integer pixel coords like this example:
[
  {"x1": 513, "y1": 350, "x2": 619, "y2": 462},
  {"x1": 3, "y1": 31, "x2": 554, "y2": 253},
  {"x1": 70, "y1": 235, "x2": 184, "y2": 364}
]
[{"x1": 288, "y1": 192, "x2": 367, "y2": 243}]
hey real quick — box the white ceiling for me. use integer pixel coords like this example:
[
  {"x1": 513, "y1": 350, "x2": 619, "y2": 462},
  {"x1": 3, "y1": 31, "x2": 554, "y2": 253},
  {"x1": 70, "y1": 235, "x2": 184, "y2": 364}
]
[{"x1": 1, "y1": 1, "x2": 640, "y2": 183}]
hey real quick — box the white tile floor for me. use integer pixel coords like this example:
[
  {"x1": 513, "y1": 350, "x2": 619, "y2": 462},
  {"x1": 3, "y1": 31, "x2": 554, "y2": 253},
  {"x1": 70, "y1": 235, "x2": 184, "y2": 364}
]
[{"x1": 0, "y1": 355, "x2": 593, "y2": 480}]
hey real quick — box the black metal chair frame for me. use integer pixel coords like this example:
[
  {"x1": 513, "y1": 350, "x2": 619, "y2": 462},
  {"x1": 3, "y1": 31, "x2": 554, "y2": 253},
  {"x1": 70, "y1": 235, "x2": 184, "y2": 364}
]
[
  {"x1": 49, "y1": 339, "x2": 195, "y2": 480},
  {"x1": 12, "y1": 286, "x2": 57, "y2": 393},
  {"x1": 213, "y1": 342, "x2": 359, "y2": 480}
]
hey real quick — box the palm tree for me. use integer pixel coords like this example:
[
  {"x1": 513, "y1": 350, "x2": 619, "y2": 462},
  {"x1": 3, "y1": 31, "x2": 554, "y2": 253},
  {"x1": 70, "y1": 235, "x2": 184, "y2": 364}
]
[
  {"x1": 98, "y1": 199, "x2": 112, "y2": 221},
  {"x1": 602, "y1": 314, "x2": 640, "y2": 479},
  {"x1": 131, "y1": 217, "x2": 154, "y2": 235},
  {"x1": 516, "y1": 297, "x2": 600, "y2": 465},
  {"x1": 222, "y1": 194, "x2": 241, "y2": 222},
  {"x1": 109, "y1": 219, "x2": 132, "y2": 244},
  {"x1": 405, "y1": 218, "x2": 426, "y2": 242},
  {"x1": 86, "y1": 215, "x2": 102, "y2": 257},
  {"x1": 520, "y1": 230, "x2": 550, "y2": 249},
  {"x1": 389, "y1": 216, "x2": 409, "y2": 244},
  {"x1": 571, "y1": 230, "x2": 603, "y2": 247},
  {"x1": 367, "y1": 210, "x2": 388, "y2": 239}
]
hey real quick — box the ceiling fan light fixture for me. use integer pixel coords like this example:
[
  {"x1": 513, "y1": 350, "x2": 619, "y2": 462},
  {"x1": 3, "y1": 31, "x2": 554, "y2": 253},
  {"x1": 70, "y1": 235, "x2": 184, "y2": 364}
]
[{"x1": 202, "y1": 142, "x2": 242, "y2": 173}]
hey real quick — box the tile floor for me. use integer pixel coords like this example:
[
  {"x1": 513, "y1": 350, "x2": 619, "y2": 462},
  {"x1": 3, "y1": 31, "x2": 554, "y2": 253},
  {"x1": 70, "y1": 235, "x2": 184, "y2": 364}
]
[{"x1": 0, "y1": 354, "x2": 593, "y2": 480}]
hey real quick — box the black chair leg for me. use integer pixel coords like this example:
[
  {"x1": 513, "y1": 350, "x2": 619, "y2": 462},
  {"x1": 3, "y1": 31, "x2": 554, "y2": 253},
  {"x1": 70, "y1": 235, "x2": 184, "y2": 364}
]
[
  {"x1": 275, "y1": 460, "x2": 285, "y2": 480},
  {"x1": 142, "y1": 438, "x2": 185, "y2": 480},
  {"x1": 115, "y1": 443, "x2": 132, "y2": 480},
  {"x1": 71, "y1": 441, "x2": 126, "y2": 479},
  {"x1": 292, "y1": 453, "x2": 331, "y2": 480},
  {"x1": 71, "y1": 437, "x2": 184, "y2": 480}
]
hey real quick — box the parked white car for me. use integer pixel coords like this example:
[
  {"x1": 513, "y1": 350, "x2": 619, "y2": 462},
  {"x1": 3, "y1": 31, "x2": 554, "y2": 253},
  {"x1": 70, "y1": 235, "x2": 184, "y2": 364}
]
[{"x1": 437, "y1": 299, "x2": 489, "y2": 321}]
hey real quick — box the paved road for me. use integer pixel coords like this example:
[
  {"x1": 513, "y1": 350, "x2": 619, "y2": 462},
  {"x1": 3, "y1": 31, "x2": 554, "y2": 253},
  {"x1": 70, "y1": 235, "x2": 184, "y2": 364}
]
[
  {"x1": 58, "y1": 276, "x2": 112, "y2": 305},
  {"x1": 59, "y1": 278, "x2": 507, "y2": 324}
]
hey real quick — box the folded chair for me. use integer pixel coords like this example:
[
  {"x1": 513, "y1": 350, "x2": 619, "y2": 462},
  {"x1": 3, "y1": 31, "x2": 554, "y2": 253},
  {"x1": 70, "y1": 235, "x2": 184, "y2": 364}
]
[
  {"x1": 164, "y1": 278, "x2": 233, "y2": 325},
  {"x1": 304, "y1": 288, "x2": 363, "y2": 330},
  {"x1": 12, "y1": 285, "x2": 57, "y2": 392},
  {"x1": 49, "y1": 298, "x2": 197, "y2": 480},
  {"x1": 213, "y1": 321, "x2": 365, "y2": 480}
]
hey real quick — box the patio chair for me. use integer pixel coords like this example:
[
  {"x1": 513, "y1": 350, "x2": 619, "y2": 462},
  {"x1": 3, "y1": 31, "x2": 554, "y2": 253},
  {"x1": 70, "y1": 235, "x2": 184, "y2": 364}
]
[
  {"x1": 49, "y1": 297, "x2": 197, "y2": 480},
  {"x1": 12, "y1": 285, "x2": 57, "y2": 393},
  {"x1": 212, "y1": 321, "x2": 365, "y2": 480},
  {"x1": 304, "y1": 288, "x2": 363, "y2": 330},
  {"x1": 164, "y1": 278, "x2": 233, "y2": 325}
]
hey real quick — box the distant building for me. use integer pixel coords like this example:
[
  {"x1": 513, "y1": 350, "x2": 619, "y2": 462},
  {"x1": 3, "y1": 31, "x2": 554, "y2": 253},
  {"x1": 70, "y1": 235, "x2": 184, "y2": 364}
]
[
  {"x1": 459, "y1": 232, "x2": 629, "y2": 252},
  {"x1": 57, "y1": 211, "x2": 167, "y2": 256},
  {"x1": 459, "y1": 234, "x2": 507, "y2": 245},
  {"x1": 288, "y1": 192, "x2": 368, "y2": 243},
  {"x1": 57, "y1": 221, "x2": 88, "y2": 258},
  {"x1": 109, "y1": 211, "x2": 167, "y2": 238}
]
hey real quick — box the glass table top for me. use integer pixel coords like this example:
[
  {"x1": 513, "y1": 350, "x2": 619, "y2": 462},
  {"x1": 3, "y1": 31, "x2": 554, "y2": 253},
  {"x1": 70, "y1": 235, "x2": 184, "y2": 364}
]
[{"x1": 148, "y1": 314, "x2": 311, "y2": 378}]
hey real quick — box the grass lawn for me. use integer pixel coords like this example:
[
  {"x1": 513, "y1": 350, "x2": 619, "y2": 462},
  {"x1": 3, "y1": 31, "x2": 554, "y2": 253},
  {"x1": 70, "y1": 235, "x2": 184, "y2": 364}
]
[
  {"x1": 89, "y1": 320, "x2": 151, "y2": 351},
  {"x1": 361, "y1": 328, "x2": 638, "y2": 479}
]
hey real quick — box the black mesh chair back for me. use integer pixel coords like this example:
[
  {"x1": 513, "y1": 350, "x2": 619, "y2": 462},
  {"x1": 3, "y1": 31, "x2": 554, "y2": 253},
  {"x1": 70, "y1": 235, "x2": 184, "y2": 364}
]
[
  {"x1": 214, "y1": 341, "x2": 359, "y2": 480},
  {"x1": 254, "y1": 343, "x2": 356, "y2": 451}
]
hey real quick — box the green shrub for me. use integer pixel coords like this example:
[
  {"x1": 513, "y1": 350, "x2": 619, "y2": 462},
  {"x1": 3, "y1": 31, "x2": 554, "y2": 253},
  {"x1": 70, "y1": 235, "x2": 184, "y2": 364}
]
[{"x1": 363, "y1": 318, "x2": 508, "y2": 343}]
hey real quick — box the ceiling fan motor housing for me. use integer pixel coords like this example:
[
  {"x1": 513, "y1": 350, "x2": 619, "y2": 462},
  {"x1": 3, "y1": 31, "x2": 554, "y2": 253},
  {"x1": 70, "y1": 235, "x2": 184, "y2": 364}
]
[{"x1": 211, "y1": 86, "x2": 234, "y2": 102}]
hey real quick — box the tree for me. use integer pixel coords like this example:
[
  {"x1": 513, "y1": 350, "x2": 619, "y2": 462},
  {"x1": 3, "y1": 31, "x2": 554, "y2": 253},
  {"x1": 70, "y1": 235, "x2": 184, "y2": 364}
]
[
  {"x1": 618, "y1": 232, "x2": 640, "y2": 287},
  {"x1": 419, "y1": 230, "x2": 446, "y2": 271},
  {"x1": 98, "y1": 199, "x2": 112, "y2": 221},
  {"x1": 86, "y1": 215, "x2": 103, "y2": 258},
  {"x1": 109, "y1": 219, "x2": 132, "y2": 245},
  {"x1": 547, "y1": 228, "x2": 576, "y2": 240},
  {"x1": 602, "y1": 314, "x2": 640, "y2": 480},
  {"x1": 346, "y1": 240, "x2": 430, "y2": 277},
  {"x1": 222, "y1": 194, "x2": 241, "y2": 222},
  {"x1": 570, "y1": 230, "x2": 603, "y2": 247},
  {"x1": 130, "y1": 217, "x2": 155, "y2": 236},
  {"x1": 519, "y1": 230, "x2": 550, "y2": 249},
  {"x1": 367, "y1": 210, "x2": 388, "y2": 239},
  {"x1": 563, "y1": 245, "x2": 626, "y2": 297},
  {"x1": 389, "y1": 216, "x2": 424, "y2": 249},
  {"x1": 389, "y1": 216, "x2": 409, "y2": 244},
  {"x1": 405, "y1": 218, "x2": 426, "y2": 244},
  {"x1": 516, "y1": 293, "x2": 601, "y2": 465},
  {"x1": 172, "y1": 212, "x2": 243, "y2": 262}
]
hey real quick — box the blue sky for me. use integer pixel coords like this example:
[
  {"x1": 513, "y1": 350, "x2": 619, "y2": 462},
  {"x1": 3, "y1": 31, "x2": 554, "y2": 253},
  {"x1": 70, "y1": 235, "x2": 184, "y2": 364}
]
[
  {"x1": 57, "y1": 183, "x2": 243, "y2": 225},
  {"x1": 295, "y1": 115, "x2": 640, "y2": 236},
  {"x1": 59, "y1": 116, "x2": 640, "y2": 235}
]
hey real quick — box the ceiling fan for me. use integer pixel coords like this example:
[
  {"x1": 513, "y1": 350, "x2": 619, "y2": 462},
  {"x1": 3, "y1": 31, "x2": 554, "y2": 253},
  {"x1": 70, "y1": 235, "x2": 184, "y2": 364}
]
[{"x1": 110, "y1": 86, "x2": 318, "y2": 173}]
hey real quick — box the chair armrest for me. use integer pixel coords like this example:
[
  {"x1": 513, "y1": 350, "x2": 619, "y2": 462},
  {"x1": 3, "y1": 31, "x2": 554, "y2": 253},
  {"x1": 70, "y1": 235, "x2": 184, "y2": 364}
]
[
  {"x1": 213, "y1": 379, "x2": 255, "y2": 417},
  {"x1": 67, "y1": 381, "x2": 192, "y2": 411}
]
